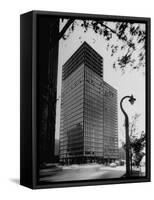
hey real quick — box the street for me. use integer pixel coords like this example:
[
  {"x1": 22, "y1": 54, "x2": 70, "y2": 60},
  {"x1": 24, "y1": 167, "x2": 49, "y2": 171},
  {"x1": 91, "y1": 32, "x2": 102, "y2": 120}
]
[{"x1": 39, "y1": 164, "x2": 126, "y2": 182}]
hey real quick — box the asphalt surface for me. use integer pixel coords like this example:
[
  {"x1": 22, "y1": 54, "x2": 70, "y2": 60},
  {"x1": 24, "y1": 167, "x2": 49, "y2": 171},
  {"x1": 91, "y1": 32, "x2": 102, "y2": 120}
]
[{"x1": 39, "y1": 165, "x2": 126, "y2": 182}]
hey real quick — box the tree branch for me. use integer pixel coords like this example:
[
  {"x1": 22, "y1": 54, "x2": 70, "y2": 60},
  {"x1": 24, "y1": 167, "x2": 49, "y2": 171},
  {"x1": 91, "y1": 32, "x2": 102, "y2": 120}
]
[
  {"x1": 58, "y1": 19, "x2": 75, "y2": 41},
  {"x1": 97, "y1": 21, "x2": 117, "y2": 34},
  {"x1": 49, "y1": 19, "x2": 75, "y2": 49}
]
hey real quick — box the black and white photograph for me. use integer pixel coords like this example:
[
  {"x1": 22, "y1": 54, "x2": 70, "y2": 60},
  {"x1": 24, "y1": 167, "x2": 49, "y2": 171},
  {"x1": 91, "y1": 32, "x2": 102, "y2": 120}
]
[
  {"x1": 20, "y1": 11, "x2": 150, "y2": 188},
  {"x1": 0, "y1": 0, "x2": 153, "y2": 198}
]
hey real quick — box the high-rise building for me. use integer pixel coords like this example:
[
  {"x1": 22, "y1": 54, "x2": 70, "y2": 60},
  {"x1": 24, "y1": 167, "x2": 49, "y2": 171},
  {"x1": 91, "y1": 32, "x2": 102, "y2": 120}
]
[
  {"x1": 103, "y1": 81, "x2": 119, "y2": 162},
  {"x1": 59, "y1": 42, "x2": 118, "y2": 164}
]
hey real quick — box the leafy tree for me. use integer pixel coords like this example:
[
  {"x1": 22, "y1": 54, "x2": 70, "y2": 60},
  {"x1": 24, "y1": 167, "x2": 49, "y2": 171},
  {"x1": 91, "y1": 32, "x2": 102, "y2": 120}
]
[
  {"x1": 122, "y1": 114, "x2": 146, "y2": 170},
  {"x1": 60, "y1": 19, "x2": 145, "y2": 72},
  {"x1": 130, "y1": 131, "x2": 145, "y2": 168}
]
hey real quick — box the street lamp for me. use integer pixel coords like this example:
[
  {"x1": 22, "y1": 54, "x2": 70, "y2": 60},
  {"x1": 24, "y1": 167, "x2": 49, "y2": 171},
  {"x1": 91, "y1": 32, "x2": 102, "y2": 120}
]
[{"x1": 120, "y1": 95, "x2": 136, "y2": 177}]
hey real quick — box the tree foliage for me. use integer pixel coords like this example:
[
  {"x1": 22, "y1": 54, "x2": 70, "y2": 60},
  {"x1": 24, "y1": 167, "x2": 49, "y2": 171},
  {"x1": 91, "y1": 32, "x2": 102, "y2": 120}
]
[
  {"x1": 130, "y1": 131, "x2": 145, "y2": 167},
  {"x1": 61, "y1": 19, "x2": 145, "y2": 73},
  {"x1": 122, "y1": 113, "x2": 146, "y2": 168}
]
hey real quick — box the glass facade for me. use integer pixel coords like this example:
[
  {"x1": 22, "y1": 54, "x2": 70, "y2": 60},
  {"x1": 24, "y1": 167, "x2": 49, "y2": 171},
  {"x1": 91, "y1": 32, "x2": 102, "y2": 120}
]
[
  {"x1": 60, "y1": 64, "x2": 84, "y2": 164},
  {"x1": 60, "y1": 42, "x2": 118, "y2": 164},
  {"x1": 84, "y1": 66, "x2": 104, "y2": 162},
  {"x1": 103, "y1": 81, "x2": 119, "y2": 161}
]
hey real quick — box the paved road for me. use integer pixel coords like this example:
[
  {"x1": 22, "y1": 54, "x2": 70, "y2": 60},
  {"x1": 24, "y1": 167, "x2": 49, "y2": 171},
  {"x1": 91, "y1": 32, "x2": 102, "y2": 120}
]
[{"x1": 39, "y1": 165, "x2": 126, "y2": 182}]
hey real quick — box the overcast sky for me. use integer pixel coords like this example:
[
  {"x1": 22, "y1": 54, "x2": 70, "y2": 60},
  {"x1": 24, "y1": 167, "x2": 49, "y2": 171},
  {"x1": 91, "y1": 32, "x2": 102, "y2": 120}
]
[{"x1": 55, "y1": 19, "x2": 145, "y2": 147}]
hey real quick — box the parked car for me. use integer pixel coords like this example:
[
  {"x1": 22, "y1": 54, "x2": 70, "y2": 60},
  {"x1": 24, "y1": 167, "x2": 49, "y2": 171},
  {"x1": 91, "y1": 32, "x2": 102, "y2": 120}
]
[
  {"x1": 119, "y1": 159, "x2": 126, "y2": 166},
  {"x1": 115, "y1": 160, "x2": 120, "y2": 166},
  {"x1": 110, "y1": 162, "x2": 117, "y2": 167}
]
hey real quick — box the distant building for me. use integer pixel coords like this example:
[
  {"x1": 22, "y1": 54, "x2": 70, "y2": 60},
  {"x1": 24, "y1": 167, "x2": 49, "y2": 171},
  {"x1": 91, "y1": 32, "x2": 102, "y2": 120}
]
[
  {"x1": 119, "y1": 147, "x2": 126, "y2": 160},
  {"x1": 59, "y1": 42, "x2": 118, "y2": 164}
]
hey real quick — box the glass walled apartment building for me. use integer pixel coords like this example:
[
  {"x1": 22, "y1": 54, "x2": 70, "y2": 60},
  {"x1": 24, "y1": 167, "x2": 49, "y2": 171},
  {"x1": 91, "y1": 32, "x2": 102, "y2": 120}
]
[{"x1": 59, "y1": 42, "x2": 118, "y2": 164}]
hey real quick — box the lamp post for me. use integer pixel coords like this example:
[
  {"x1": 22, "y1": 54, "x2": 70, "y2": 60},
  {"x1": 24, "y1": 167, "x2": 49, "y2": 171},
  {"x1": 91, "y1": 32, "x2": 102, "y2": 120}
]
[{"x1": 120, "y1": 95, "x2": 136, "y2": 177}]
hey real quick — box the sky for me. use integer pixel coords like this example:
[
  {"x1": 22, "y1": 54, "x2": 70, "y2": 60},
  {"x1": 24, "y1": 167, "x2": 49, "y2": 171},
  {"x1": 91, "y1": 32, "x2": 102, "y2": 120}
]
[{"x1": 55, "y1": 19, "x2": 145, "y2": 147}]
